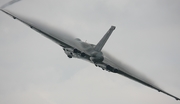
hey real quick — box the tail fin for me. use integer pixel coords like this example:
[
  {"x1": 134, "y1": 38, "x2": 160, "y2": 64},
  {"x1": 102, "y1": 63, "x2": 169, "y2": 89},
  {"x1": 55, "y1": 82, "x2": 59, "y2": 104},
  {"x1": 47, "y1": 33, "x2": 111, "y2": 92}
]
[{"x1": 94, "y1": 26, "x2": 116, "y2": 51}]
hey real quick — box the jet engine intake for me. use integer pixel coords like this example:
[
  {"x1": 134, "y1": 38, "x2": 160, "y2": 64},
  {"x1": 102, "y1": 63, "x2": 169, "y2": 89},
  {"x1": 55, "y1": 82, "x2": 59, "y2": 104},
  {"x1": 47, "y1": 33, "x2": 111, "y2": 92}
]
[{"x1": 63, "y1": 48, "x2": 74, "y2": 58}]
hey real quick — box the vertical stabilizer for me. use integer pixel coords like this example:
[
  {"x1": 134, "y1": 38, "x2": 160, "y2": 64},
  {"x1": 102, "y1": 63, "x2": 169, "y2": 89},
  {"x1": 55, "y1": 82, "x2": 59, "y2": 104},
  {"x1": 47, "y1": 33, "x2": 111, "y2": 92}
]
[{"x1": 94, "y1": 26, "x2": 116, "y2": 51}]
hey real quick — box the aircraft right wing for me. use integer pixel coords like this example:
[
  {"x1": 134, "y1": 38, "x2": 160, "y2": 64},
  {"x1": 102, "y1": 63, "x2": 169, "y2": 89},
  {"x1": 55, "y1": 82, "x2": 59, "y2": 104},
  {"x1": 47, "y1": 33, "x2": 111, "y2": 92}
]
[{"x1": 101, "y1": 52, "x2": 180, "y2": 101}]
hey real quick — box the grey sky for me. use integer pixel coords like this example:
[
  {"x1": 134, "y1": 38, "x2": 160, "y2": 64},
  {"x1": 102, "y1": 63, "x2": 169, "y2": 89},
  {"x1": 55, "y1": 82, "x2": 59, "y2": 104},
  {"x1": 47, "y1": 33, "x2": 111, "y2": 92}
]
[{"x1": 0, "y1": 0, "x2": 180, "y2": 104}]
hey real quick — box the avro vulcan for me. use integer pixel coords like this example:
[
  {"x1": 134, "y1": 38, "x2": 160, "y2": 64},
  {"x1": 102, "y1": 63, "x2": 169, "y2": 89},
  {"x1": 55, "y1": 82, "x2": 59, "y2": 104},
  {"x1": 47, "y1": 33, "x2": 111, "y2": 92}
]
[{"x1": 1, "y1": 0, "x2": 179, "y2": 101}]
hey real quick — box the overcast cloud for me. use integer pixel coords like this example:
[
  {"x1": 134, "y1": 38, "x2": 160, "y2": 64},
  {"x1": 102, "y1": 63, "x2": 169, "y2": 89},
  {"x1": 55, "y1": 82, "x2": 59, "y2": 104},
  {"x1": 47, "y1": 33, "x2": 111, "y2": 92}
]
[{"x1": 0, "y1": 0, "x2": 180, "y2": 104}]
